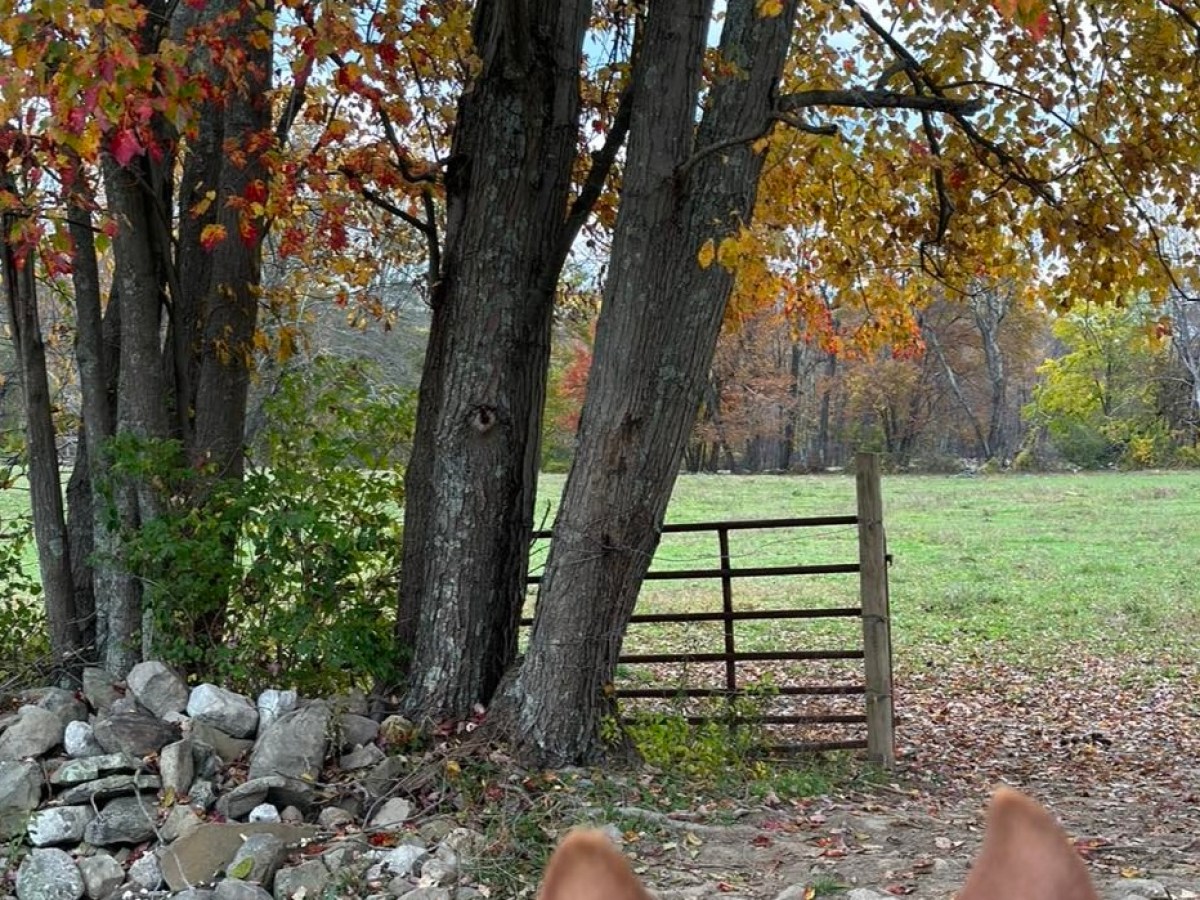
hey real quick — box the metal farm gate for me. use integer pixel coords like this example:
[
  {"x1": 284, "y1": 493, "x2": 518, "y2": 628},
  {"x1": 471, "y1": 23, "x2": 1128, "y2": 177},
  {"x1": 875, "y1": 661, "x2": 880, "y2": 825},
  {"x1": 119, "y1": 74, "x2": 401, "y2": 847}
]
[{"x1": 525, "y1": 453, "x2": 894, "y2": 766}]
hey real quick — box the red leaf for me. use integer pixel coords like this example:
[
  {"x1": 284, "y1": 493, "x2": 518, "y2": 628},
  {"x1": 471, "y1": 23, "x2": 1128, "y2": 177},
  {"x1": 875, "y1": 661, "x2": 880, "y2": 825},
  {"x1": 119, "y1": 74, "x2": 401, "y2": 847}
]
[
  {"x1": 244, "y1": 179, "x2": 268, "y2": 204},
  {"x1": 110, "y1": 128, "x2": 144, "y2": 167}
]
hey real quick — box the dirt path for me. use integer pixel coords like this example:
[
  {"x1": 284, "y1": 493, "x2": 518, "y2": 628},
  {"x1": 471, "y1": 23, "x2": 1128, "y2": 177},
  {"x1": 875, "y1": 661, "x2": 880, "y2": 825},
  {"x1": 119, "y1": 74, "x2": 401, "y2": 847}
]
[
  {"x1": 610, "y1": 654, "x2": 1200, "y2": 899},
  {"x1": 611, "y1": 786, "x2": 1197, "y2": 899}
]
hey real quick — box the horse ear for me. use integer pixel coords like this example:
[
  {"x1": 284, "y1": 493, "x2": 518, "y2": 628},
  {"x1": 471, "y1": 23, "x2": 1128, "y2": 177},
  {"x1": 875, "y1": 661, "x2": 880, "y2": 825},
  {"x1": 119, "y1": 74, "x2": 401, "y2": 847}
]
[
  {"x1": 540, "y1": 830, "x2": 652, "y2": 900},
  {"x1": 959, "y1": 789, "x2": 1099, "y2": 900}
]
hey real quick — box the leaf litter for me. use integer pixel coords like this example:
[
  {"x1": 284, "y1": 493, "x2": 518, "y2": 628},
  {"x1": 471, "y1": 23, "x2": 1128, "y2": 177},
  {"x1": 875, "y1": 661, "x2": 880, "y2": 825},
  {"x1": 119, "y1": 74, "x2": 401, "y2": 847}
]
[{"x1": 571, "y1": 647, "x2": 1199, "y2": 899}]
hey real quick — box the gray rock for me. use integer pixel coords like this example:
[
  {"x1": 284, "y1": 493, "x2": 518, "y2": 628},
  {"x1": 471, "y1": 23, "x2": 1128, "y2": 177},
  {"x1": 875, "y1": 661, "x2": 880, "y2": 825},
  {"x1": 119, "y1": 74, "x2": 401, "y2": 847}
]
[
  {"x1": 15, "y1": 847, "x2": 86, "y2": 900},
  {"x1": 128, "y1": 850, "x2": 163, "y2": 889},
  {"x1": 188, "y1": 684, "x2": 260, "y2": 739},
  {"x1": 248, "y1": 803, "x2": 281, "y2": 823},
  {"x1": 77, "y1": 853, "x2": 124, "y2": 900},
  {"x1": 340, "y1": 743, "x2": 385, "y2": 771},
  {"x1": 256, "y1": 690, "x2": 298, "y2": 733},
  {"x1": 248, "y1": 702, "x2": 329, "y2": 783},
  {"x1": 279, "y1": 805, "x2": 304, "y2": 824},
  {"x1": 420, "y1": 858, "x2": 457, "y2": 886},
  {"x1": 109, "y1": 695, "x2": 139, "y2": 715},
  {"x1": 50, "y1": 752, "x2": 139, "y2": 785},
  {"x1": 26, "y1": 805, "x2": 96, "y2": 846},
  {"x1": 22, "y1": 687, "x2": 89, "y2": 729},
  {"x1": 362, "y1": 755, "x2": 408, "y2": 800},
  {"x1": 1118, "y1": 880, "x2": 1170, "y2": 899},
  {"x1": 160, "y1": 803, "x2": 205, "y2": 843},
  {"x1": 273, "y1": 859, "x2": 331, "y2": 900},
  {"x1": 83, "y1": 794, "x2": 159, "y2": 846},
  {"x1": 0, "y1": 759, "x2": 42, "y2": 839},
  {"x1": 160, "y1": 823, "x2": 319, "y2": 892},
  {"x1": 0, "y1": 758, "x2": 42, "y2": 811},
  {"x1": 160, "y1": 737, "x2": 196, "y2": 796},
  {"x1": 226, "y1": 832, "x2": 287, "y2": 885},
  {"x1": 215, "y1": 881, "x2": 275, "y2": 900},
  {"x1": 190, "y1": 778, "x2": 218, "y2": 811},
  {"x1": 388, "y1": 878, "x2": 419, "y2": 897},
  {"x1": 56, "y1": 771, "x2": 161, "y2": 804},
  {"x1": 337, "y1": 713, "x2": 380, "y2": 750},
  {"x1": 845, "y1": 890, "x2": 890, "y2": 900},
  {"x1": 317, "y1": 806, "x2": 356, "y2": 829},
  {"x1": 319, "y1": 836, "x2": 370, "y2": 871},
  {"x1": 126, "y1": 660, "x2": 190, "y2": 718},
  {"x1": 215, "y1": 775, "x2": 314, "y2": 820},
  {"x1": 0, "y1": 706, "x2": 64, "y2": 760},
  {"x1": 437, "y1": 829, "x2": 486, "y2": 868},
  {"x1": 190, "y1": 720, "x2": 255, "y2": 766},
  {"x1": 92, "y1": 712, "x2": 181, "y2": 756},
  {"x1": 173, "y1": 891, "x2": 216, "y2": 900},
  {"x1": 368, "y1": 843, "x2": 428, "y2": 879},
  {"x1": 418, "y1": 818, "x2": 456, "y2": 844},
  {"x1": 63, "y1": 720, "x2": 105, "y2": 758},
  {"x1": 398, "y1": 888, "x2": 452, "y2": 900},
  {"x1": 368, "y1": 797, "x2": 414, "y2": 829},
  {"x1": 81, "y1": 667, "x2": 122, "y2": 712}
]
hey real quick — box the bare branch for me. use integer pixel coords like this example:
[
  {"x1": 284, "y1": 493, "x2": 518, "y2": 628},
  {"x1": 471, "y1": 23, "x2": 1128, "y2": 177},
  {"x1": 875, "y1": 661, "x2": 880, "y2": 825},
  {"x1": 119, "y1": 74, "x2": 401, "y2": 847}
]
[
  {"x1": 555, "y1": 84, "x2": 635, "y2": 274},
  {"x1": 353, "y1": 179, "x2": 436, "y2": 237}
]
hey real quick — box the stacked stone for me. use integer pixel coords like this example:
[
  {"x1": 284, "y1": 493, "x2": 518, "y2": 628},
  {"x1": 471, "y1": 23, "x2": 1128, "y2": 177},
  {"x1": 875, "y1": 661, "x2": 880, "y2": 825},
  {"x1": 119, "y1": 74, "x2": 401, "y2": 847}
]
[{"x1": 0, "y1": 662, "x2": 485, "y2": 900}]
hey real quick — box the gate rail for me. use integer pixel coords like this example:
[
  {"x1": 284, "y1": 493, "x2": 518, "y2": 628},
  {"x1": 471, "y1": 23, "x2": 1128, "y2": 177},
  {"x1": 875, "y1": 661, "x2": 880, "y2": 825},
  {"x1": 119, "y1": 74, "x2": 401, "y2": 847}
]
[{"x1": 523, "y1": 453, "x2": 894, "y2": 764}]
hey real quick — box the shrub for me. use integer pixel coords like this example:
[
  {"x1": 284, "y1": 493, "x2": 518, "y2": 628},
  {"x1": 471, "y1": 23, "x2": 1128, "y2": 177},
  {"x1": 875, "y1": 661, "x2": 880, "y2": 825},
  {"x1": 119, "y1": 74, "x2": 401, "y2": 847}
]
[
  {"x1": 0, "y1": 507, "x2": 47, "y2": 682},
  {"x1": 117, "y1": 357, "x2": 414, "y2": 694}
]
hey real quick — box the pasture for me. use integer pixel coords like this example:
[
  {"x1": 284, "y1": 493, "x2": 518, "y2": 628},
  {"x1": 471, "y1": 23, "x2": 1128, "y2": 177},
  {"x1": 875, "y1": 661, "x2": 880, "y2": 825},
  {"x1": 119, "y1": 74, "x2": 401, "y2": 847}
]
[{"x1": 531, "y1": 469, "x2": 1200, "y2": 667}]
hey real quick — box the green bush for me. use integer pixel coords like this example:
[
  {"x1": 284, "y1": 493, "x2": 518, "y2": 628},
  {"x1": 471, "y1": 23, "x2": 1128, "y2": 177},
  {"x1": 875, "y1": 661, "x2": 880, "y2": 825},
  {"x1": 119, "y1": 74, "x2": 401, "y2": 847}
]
[
  {"x1": 117, "y1": 357, "x2": 414, "y2": 694},
  {"x1": 0, "y1": 506, "x2": 47, "y2": 682}
]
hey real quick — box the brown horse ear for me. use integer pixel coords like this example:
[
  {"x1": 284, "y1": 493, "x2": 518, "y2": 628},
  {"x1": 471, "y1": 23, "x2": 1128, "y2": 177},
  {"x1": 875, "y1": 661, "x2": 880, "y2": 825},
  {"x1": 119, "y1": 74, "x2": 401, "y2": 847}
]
[
  {"x1": 540, "y1": 830, "x2": 652, "y2": 900},
  {"x1": 959, "y1": 789, "x2": 1099, "y2": 900}
]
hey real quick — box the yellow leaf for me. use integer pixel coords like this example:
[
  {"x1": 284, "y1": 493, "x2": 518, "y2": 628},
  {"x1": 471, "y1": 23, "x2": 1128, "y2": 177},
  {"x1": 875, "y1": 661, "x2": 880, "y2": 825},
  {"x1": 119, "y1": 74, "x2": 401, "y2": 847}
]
[
  {"x1": 717, "y1": 235, "x2": 741, "y2": 269},
  {"x1": 756, "y1": 0, "x2": 784, "y2": 16},
  {"x1": 191, "y1": 190, "x2": 217, "y2": 218},
  {"x1": 697, "y1": 238, "x2": 716, "y2": 269}
]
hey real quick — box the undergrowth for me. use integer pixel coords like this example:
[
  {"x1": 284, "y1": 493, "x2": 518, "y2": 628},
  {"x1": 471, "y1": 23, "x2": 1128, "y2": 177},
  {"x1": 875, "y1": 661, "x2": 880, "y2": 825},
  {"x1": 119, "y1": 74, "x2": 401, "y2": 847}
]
[{"x1": 439, "y1": 715, "x2": 858, "y2": 897}]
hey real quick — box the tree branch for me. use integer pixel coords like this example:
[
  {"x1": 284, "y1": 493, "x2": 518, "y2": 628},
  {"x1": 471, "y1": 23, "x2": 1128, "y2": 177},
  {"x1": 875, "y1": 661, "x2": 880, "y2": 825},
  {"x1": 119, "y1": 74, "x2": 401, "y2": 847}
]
[
  {"x1": 559, "y1": 84, "x2": 634, "y2": 259},
  {"x1": 776, "y1": 88, "x2": 985, "y2": 116},
  {"x1": 352, "y1": 179, "x2": 436, "y2": 237}
]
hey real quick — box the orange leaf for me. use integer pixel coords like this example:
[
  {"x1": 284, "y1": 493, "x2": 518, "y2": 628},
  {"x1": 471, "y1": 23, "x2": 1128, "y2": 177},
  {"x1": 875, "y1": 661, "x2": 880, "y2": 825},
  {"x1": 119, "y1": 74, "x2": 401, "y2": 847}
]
[{"x1": 200, "y1": 223, "x2": 227, "y2": 251}]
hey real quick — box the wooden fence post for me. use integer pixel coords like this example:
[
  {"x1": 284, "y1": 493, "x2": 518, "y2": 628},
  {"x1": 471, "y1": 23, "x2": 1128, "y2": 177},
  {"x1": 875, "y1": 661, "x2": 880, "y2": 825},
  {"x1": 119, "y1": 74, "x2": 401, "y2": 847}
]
[{"x1": 856, "y1": 452, "x2": 895, "y2": 767}]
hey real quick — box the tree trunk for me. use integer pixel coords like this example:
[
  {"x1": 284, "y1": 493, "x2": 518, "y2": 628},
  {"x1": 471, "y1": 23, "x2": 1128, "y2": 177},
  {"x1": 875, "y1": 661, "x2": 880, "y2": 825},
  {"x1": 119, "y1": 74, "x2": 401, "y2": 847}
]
[
  {"x1": 159, "y1": 0, "x2": 274, "y2": 656},
  {"x1": 497, "y1": 0, "x2": 798, "y2": 766},
  {"x1": 923, "y1": 315, "x2": 991, "y2": 458},
  {"x1": 2, "y1": 192, "x2": 81, "y2": 670},
  {"x1": 101, "y1": 154, "x2": 174, "y2": 674},
  {"x1": 397, "y1": 0, "x2": 591, "y2": 719},
  {"x1": 66, "y1": 196, "x2": 119, "y2": 658}
]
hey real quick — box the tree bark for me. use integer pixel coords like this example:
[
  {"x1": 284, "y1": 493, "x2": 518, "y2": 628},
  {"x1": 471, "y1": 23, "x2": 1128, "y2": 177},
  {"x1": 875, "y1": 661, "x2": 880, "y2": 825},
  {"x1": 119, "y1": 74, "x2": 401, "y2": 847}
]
[
  {"x1": 66, "y1": 196, "x2": 119, "y2": 657},
  {"x1": 101, "y1": 152, "x2": 174, "y2": 674},
  {"x1": 397, "y1": 0, "x2": 592, "y2": 719},
  {"x1": 176, "y1": 0, "x2": 271, "y2": 483},
  {"x1": 498, "y1": 0, "x2": 798, "y2": 766},
  {"x1": 2, "y1": 190, "x2": 82, "y2": 670}
]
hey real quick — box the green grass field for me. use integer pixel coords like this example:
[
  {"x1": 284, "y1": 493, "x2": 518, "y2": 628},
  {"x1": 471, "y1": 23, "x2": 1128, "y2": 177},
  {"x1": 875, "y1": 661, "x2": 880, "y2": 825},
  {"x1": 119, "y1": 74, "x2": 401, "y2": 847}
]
[
  {"x1": 5, "y1": 469, "x2": 1198, "y2": 671},
  {"x1": 530, "y1": 470, "x2": 1200, "y2": 674}
]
